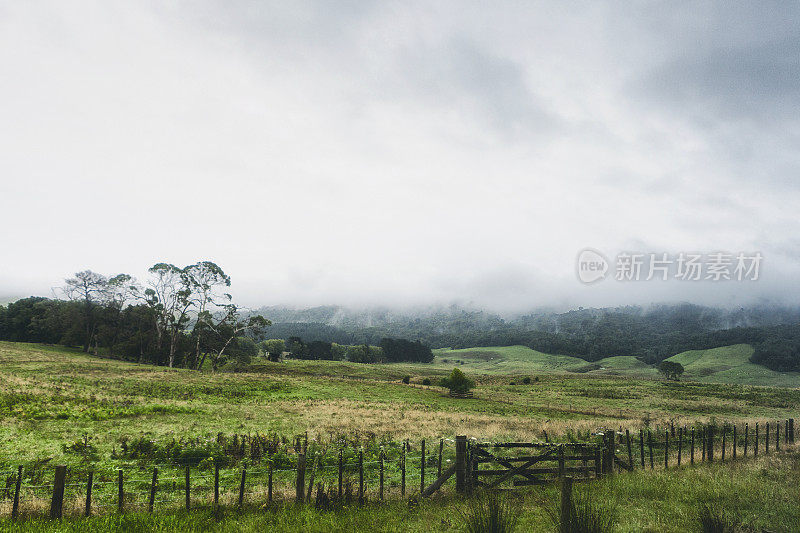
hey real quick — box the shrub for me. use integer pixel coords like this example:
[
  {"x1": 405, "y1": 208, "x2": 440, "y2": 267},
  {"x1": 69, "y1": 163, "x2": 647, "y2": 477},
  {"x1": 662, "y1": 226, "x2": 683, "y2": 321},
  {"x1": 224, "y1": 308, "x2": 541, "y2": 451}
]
[
  {"x1": 402, "y1": 375, "x2": 411, "y2": 384},
  {"x1": 62, "y1": 435, "x2": 99, "y2": 462},
  {"x1": 509, "y1": 381, "x2": 516, "y2": 386},
  {"x1": 549, "y1": 490, "x2": 616, "y2": 533},
  {"x1": 522, "y1": 377, "x2": 531, "y2": 385},
  {"x1": 422, "y1": 378, "x2": 432, "y2": 386},
  {"x1": 439, "y1": 368, "x2": 475, "y2": 394},
  {"x1": 461, "y1": 491, "x2": 519, "y2": 533},
  {"x1": 659, "y1": 360, "x2": 684, "y2": 381}
]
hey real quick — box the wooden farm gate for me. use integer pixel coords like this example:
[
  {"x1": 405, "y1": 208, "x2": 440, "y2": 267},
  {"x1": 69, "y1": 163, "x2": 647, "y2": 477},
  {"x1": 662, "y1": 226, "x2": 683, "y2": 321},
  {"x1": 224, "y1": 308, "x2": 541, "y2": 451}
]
[{"x1": 471, "y1": 442, "x2": 600, "y2": 489}]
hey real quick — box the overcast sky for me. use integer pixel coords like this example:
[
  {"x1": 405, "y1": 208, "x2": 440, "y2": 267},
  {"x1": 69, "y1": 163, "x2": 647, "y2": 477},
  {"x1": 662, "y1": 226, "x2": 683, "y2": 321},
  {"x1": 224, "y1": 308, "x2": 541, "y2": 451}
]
[{"x1": 1, "y1": 1, "x2": 799, "y2": 312}]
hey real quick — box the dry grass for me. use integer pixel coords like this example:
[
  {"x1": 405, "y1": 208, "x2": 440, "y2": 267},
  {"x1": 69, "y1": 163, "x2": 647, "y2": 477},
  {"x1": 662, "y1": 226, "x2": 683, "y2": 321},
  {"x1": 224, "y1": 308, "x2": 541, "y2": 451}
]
[{"x1": 1, "y1": 342, "x2": 799, "y2": 464}]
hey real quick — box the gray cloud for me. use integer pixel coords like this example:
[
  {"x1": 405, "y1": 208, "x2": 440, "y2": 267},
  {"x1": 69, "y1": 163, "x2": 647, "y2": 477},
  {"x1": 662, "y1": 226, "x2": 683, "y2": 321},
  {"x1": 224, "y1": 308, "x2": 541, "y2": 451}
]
[
  {"x1": 389, "y1": 38, "x2": 557, "y2": 139},
  {"x1": 1, "y1": 2, "x2": 799, "y2": 312}
]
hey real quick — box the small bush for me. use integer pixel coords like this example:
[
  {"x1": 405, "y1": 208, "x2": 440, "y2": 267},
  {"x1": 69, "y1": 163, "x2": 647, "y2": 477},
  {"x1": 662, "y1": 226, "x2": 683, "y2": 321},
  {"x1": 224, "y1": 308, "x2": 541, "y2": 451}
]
[
  {"x1": 509, "y1": 381, "x2": 516, "y2": 386},
  {"x1": 62, "y1": 435, "x2": 99, "y2": 462},
  {"x1": 402, "y1": 375, "x2": 411, "y2": 384},
  {"x1": 422, "y1": 378, "x2": 432, "y2": 386},
  {"x1": 698, "y1": 503, "x2": 739, "y2": 533},
  {"x1": 522, "y1": 377, "x2": 531, "y2": 385},
  {"x1": 461, "y1": 491, "x2": 520, "y2": 533},
  {"x1": 549, "y1": 490, "x2": 616, "y2": 533},
  {"x1": 439, "y1": 368, "x2": 475, "y2": 394}
]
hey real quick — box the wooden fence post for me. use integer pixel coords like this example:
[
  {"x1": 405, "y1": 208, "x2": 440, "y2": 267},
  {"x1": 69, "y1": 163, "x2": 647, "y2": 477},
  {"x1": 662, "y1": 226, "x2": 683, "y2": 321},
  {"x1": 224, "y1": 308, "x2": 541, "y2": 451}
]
[
  {"x1": 338, "y1": 448, "x2": 343, "y2": 500},
  {"x1": 733, "y1": 425, "x2": 737, "y2": 459},
  {"x1": 701, "y1": 429, "x2": 706, "y2": 462},
  {"x1": 214, "y1": 463, "x2": 219, "y2": 507},
  {"x1": 296, "y1": 453, "x2": 306, "y2": 503},
  {"x1": 238, "y1": 467, "x2": 247, "y2": 508},
  {"x1": 358, "y1": 448, "x2": 364, "y2": 505},
  {"x1": 148, "y1": 467, "x2": 157, "y2": 514},
  {"x1": 558, "y1": 444, "x2": 565, "y2": 478},
  {"x1": 626, "y1": 429, "x2": 633, "y2": 469},
  {"x1": 690, "y1": 428, "x2": 695, "y2": 464},
  {"x1": 307, "y1": 453, "x2": 318, "y2": 503},
  {"x1": 467, "y1": 443, "x2": 476, "y2": 495},
  {"x1": 639, "y1": 429, "x2": 645, "y2": 468},
  {"x1": 603, "y1": 433, "x2": 613, "y2": 475},
  {"x1": 268, "y1": 458, "x2": 273, "y2": 504},
  {"x1": 85, "y1": 470, "x2": 93, "y2": 517},
  {"x1": 744, "y1": 423, "x2": 749, "y2": 457},
  {"x1": 776, "y1": 421, "x2": 780, "y2": 452},
  {"x1": 721, "y1": 424, "x2": 726, "y2": 463},
  {"x1": 401, "y1": 441, "x2": 407, "y2": 497},
  {"x1": 438, "y1": 438, "x2": 444, "y2": 478},
  {"x1": 12, "y1": 465, "x2": 22, "y2": 521},
  {"x1": 184, "y1": 466, "x2": 190, "y2": 511},
  {"x1": 118, "y1": 468, "x2": 124, "y2": 514},
  {"x1": 455, "y1": 435, "x2": 467, "y2": 493},
  {"x1": 379, "y1": 448, "x2": 385, "y2": 501},
  {"x1": 648, "y1": 431, "x2": 654, "y2": 469},
  {"x1": 677, "y1": 427, "x2": 683, "y2": 466},
  {"x1": 789, "y1": 418, "x2": 794, "y2": 443},
  {"x1": 754, "y1": 423, "x2": 759, "y2": 457},
  {"x1": 766, "y1": 422, "x2": 770, "y2": 454},
  {"x1": 664, "y1": 430, "x2": 669, "y2": 469},
  {"x1": 560, "y1": 476, "x2": 573, "y2": 533},
  {"x1": 708, "y1": 425, "x2": 714, "y2": 463},
  {"x1": 786, "y1": 418, "x2": 792, "y2": 443},
  {"x1": 50, "y1": 465, "x2": 66, "y2": 519},
  {"x1": 420, "y1": 439, "x2": 426, "y2": 494}
]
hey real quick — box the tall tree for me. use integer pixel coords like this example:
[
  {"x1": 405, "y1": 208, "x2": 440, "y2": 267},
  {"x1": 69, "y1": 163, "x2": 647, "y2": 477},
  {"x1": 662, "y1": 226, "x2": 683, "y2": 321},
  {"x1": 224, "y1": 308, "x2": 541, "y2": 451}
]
[
  {"x1": 60, "y1": 270, "x2": 109, "y2": 352},
  {"x1": 145, "y1": 263, "x2": 193, "y2": 367},
  {"x1": 184, "y1": 261, "x2": 231, "y2": 369},
  {"x1": 201, "y1": 304, "x2": 270, "y2": 371}
]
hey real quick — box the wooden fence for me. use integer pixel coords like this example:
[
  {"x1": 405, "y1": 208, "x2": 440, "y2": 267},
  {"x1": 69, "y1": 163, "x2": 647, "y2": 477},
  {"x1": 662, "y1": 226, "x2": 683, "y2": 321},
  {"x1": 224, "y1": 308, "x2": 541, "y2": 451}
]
[
  {"x1": 2, "y1": 417, "x2": 795, "y2": 520},
  {"x1": 472, "y1": 443, "x2": 600, "y2": 489}
]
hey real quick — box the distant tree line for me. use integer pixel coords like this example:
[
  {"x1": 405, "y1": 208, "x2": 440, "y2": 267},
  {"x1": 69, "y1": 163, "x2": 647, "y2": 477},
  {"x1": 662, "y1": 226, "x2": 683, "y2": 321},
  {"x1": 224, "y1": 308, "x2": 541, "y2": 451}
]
[
  {"x1": 273, "y1": 336, "x2": 433, "y2": 364},
  {"x1": 3, "y1": 278, "x2": 798, "y2": 371},
  {"x1": 0, "y1": 262, "x2": 269, "y2": 370},
  {"x1": 238, "y1": 304, "x2": 800, "y2": 372}
]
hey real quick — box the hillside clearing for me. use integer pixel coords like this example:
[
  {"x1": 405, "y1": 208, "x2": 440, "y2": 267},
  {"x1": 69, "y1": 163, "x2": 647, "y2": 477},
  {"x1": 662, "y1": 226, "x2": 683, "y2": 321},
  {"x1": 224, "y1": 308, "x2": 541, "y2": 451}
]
[{"x1": 435, "y1": 344, "x2": 800, "y2": 387}]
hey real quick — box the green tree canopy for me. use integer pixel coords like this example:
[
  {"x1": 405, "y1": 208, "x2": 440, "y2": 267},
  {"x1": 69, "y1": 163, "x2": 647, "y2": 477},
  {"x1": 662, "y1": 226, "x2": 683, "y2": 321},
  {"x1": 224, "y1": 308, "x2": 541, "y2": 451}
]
[
  {"x1": 439, "y1": 368, "x2": 475, "y2": 394},
  {"x1": 658, "y1": 360, "x2": 684, "y2": 381},
  {"x1": 261, "y1": 339, "x2": 285, "y2": 362}
]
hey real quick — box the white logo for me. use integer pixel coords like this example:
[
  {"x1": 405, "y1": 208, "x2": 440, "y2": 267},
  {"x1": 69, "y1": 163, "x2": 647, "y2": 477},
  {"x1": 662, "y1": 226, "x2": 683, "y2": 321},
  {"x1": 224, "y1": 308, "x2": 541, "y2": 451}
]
[{"x1": 576, "y1": 248, "x2": 609, "y2": 284}]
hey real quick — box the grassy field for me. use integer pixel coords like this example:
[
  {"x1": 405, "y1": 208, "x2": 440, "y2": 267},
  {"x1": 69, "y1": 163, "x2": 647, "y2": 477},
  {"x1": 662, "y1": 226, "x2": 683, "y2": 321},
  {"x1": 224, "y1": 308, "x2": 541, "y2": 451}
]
[
  {"x1": 434, "y1": 344, "x2": 800, "y2": 386},
  {"x1": 1, "y1": 341, "x2": 799, "y2": 467},
  {"x1": 2, "y1": 451, "x2": 798, "y2": 532},
  {"x1": 1, "y1": 341, "x2": 799, "y2": 531}
]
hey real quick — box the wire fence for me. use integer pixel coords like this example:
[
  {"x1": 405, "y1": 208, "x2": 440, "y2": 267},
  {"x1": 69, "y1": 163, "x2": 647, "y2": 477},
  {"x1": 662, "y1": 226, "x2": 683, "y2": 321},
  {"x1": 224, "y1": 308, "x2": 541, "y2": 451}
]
[
  {"x1": 1, "y1": 417, "x2": 795, "y2": 520},
  {"x1": 1, "y1": 438, "x2": 458, "y2": 519}
]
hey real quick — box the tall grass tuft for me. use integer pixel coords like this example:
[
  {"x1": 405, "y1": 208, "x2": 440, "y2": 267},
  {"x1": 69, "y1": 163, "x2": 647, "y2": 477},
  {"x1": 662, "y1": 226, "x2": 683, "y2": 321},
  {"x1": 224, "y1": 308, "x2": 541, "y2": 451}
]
[
  {"x1": 460, "y1": 491, "x2": 520, "y2": 533},
  {"x1": 549, "y1": 490, "x2": 616, "y2": 533},
  {"x1": 697, "y1": 503, "x2": 739, "y2": 533}
]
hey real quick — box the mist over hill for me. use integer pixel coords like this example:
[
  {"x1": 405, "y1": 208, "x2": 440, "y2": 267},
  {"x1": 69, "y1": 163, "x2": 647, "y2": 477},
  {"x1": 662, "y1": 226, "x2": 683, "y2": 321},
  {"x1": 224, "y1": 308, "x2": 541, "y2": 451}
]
[
  {"x1": 256, "y1": 302, "x2": 800, "y2": 372},
  {"x1": 257, "y1": 302, "x2": 800, "y2": 338}
]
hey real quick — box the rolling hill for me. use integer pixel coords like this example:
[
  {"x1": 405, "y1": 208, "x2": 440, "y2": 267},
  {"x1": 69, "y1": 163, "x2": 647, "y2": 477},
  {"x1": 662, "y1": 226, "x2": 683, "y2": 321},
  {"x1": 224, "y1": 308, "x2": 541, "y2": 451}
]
[{"x1": 434, "y1": 344, "x2": 800, "y2": 387}]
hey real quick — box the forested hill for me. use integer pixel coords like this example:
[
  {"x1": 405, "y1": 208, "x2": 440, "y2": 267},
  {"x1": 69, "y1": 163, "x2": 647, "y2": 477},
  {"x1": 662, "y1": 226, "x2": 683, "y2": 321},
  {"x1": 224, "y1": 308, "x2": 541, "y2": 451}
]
[{"x1": 255, "y1": 303, "x2": 800, "y2": 372}]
